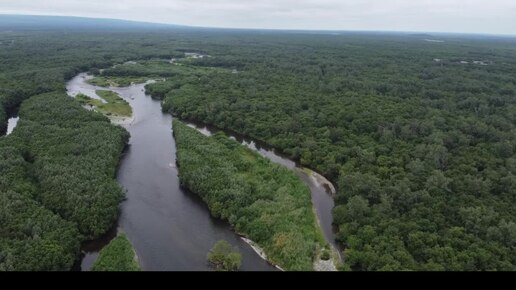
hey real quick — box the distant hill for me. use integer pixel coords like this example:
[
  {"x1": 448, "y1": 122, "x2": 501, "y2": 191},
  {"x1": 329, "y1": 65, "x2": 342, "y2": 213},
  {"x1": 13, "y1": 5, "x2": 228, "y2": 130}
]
[
  {"x1": 1, "y1": 14, "x2": 513, "y2": 39},
  {"x1": 0, "y1": 14, "x2": 190, "y2": 31},
  {"x1": 407, "y1": 33, "x2": 434, "y2": 38}
]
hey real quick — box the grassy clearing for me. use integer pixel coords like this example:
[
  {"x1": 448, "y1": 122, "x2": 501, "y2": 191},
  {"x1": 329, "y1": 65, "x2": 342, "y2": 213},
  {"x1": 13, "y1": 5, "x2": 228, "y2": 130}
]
[{"x1": 75, "y1": 91, "x2": 132, "y2": 117}]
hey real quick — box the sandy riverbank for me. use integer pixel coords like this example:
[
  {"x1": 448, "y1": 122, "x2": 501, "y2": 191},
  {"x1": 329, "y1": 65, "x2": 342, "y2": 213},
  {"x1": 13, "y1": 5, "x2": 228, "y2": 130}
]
[
  {"x1": 240, "y1": 237, "x2": 285, "y2": 271},
  {"x1": 110, "y1": 115, "x2": 134, "y2": 128},
  {"x1": 301, "y1": 167, "x2": 336, "y2": 196}
]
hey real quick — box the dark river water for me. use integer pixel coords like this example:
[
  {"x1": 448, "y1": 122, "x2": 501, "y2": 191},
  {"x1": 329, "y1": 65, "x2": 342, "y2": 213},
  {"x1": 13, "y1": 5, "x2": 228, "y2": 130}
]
[{"x1": 66, "y1": 73, "x2": 339, "y2": 271}]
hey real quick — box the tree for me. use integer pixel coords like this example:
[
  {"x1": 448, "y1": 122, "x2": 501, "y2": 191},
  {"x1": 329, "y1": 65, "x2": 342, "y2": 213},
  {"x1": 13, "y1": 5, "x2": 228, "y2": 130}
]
[{"x1": 207, "y1": 240, "x2": 242, "y2": 271}]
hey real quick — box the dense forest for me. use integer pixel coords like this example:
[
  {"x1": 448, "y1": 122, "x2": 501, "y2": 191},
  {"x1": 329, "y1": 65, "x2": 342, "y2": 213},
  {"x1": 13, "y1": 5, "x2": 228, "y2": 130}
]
[
  {"x1": 0, "y1": 29, "x2": 180, "y2": 270},
  {"x1": 0, "y1": 93, "x2": 128, "y2": 270},
  {"x1": 173, "y1": 121, "x2": 324, "y2": 270},
  {"x1": 1, "y1": 18, "x2": 515, "y2": 270},
  {"x1": 152, "y1": 35, "x2": 515, "y2": 270}
]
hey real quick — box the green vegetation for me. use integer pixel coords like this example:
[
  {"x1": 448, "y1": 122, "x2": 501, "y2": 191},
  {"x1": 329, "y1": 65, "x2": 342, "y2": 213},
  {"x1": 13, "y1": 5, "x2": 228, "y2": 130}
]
[
  {"x1": 320, "y1": 250, "x2": 331, "y2": 261},
  {"x1": 0, "y1": 27, "x2": 202, "y2": 271},
  {"x1": 1, "y1": 21, "x2": 515, "y2": 271},
  {"x1": 14, "y1": 93, "x2": 128, "y2": 237},
  {"x1": 102, "y1": 59, "x2": 230, "y2": 79},
  {"x1": 157, "y1": 35, "x2": 516, "y2": 271},
  {"x1": 174, "y1": 120, "x2": 323, "y2": 270},
  {"x1": 0, "y1": 93, "x2": 128, "y2": 270},
  {"x1": 75, "y1": 93, "x2": 97, "y2": 104},
  {"x1": 207, "y1": 240, "x2": 242, "y2": 271},
  {"x1": 91, "y1": 234, "x2": 140, "y2": 271},
  {"x1": 95, "y1": 90, "x2": 120, "y2": 103},
  {"x1": 0, "y1": 27, "x2": 192, "y2": 270},
  {"x1": 145, "y1": 80, "x2": 182, "y2": 100},
  {"x1": 75, "y1": 91, "x2": 132, "y2": 117},
  {"x1": 0, "y1": 139, "x2": 70, "y2": 270},
  {"x1": 87, "y1": 75, "x2": 148, "y2": 87}
]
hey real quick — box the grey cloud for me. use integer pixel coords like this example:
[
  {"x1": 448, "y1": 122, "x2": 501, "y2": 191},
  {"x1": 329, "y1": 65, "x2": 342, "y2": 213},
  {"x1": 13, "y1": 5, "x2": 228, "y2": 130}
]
[{"x1": 1, "y1": 0, "x2": 515, "y2": 34}]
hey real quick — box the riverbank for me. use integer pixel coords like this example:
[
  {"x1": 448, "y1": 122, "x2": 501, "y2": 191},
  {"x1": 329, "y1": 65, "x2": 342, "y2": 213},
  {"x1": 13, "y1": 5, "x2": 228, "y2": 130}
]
[
  {"x1": 240, "y1": 237, "x2": 285, "y2": 271},
  {"x1": 300, "y1": 167, "x2": 336, "y2": 196},
  {"x1": 110, "y1": 115, "x2": 134, "y2": 128}
]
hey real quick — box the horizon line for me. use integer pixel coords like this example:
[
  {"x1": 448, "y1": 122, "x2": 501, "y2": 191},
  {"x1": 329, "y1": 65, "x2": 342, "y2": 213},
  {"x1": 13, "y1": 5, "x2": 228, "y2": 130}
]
[{"x1": 1, "y1": 13, "x2": 516, "y2": 38}]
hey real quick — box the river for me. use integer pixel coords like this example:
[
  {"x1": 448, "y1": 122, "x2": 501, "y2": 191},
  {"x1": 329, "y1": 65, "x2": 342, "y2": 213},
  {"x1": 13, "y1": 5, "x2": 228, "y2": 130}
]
[
  {"x1": 67, "y1": 73, "x2": 276, "y2": 271},
  {"x1": 66, "y1": 73, "x2": 340, "y2": 271}
]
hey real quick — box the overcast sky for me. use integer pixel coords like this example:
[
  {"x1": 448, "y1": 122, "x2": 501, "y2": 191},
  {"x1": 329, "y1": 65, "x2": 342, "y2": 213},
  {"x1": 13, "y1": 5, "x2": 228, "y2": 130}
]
[{"x1": 1, "y1": 0, "x2": 515, "y2": 35}]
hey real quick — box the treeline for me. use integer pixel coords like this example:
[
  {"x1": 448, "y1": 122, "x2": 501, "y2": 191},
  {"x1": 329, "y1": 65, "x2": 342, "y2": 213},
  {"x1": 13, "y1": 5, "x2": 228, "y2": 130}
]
[
  {"x1": 150, "y1": 35, "x2": 516, "y2": 270},
  {"x1": 173, "y1": 120, "x2": 323, "y2": 270}
]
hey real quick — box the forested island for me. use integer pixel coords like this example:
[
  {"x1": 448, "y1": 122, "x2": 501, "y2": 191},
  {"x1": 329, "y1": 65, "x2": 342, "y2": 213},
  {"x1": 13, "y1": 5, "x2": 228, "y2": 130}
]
[
  {"x1": 0, "y1": 15, "x2": 514, "y2": 271},
  {"x1": 173, "y1": 120, "x2": 325, "y2": 270}
]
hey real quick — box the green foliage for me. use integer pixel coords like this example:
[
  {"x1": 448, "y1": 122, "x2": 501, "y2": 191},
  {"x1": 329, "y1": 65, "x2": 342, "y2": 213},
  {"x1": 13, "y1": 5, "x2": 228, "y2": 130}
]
[
  {"x1": 0, "y1": 187, "x2": 80, "y2": 271},
  {"x1": 161, "y1": 35, "x2": 515, "y2": 271},
  {"x1": 145, "y1": 80, "x2": 183, "y2": 100},
  {"x1": 14, "y1": 93, "x2": 129, "y2": 237},
  {"x1": 0, "y1": 29, "x2": 210, "y2": 270},
  {"x1": 174, "y1": 121, "x2": 321, "y2": 270},
  {"x1": 1, "y1": 26, "x2": 515, "y2": 271},
  {"x1": 0, "y1": 28, "x2": 226, "y2": 271},
  {"x1": 0, "y1": 92, "x2": 128, "y2": 270},
  {"x1": 102, "y1": 59, "x2": 230, "y2": 79},
  {"x1": 91, "y1": 234, "x2": 140, "y2": 272},
  {"x1": 87, "y1": 75, "x2": 148, "y2": 87},
  {"x1": 76, "y1": 91, "x2": 132, "y2": 117},
  {"x1": 96, "y1": 90, "x2": 132, "y2": 117},
  {"x1": 207, "y1": 240, "x2": 242, "y2": 271},
  {"x1": 320, "y1": 249, "x2": 331, "y2": 261}
]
